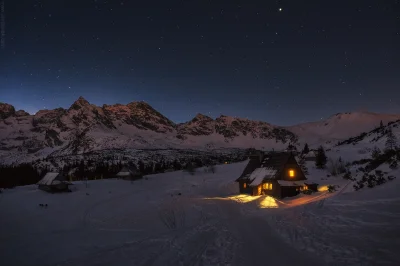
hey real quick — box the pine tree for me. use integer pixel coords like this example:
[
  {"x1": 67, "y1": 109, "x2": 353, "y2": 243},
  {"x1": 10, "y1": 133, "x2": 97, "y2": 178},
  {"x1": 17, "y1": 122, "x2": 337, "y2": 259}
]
[
  {"x1": 287, "y1": 143, "x2": 297, "y2": 152},
  {"x1": 297, "y1": 154, "x2": 309, "y2": 174},
  {"x1": 371, "y1": 146, "x2": 381, "y2": 159},
  {"x1": 302, "y1": 143, "x2": 310, "y2": 154},
  {"x1": 385, "y1": 128, "x2": 397, "y2": 151},
  {"x1": 138, "y1": 160, "x2": 145, "y2": 173},
  {"x1": 78, "y1": 160, "x2": 85, "y2": 180},
  {"x1": 173, "y1": 159, "x2": 182, "y2": 170},
  {"x1": 337, "y1": 157, "x2": 346, "y2": 173},
  {"x1": 380, "y1": 120, "x2": 383, "y2": 128},
  {"x1": 315, "y1": 145, "x2": 327, "y2": 169},
  {"x1": 184, "y1": 162, "x2": 196, "y2": 175}
]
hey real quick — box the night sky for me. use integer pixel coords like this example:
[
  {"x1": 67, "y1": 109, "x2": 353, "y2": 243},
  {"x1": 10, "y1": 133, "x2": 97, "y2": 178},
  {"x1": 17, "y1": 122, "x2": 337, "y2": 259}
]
[{"x1": 1, "y1": 0, "x2": 399, "y2": 125}]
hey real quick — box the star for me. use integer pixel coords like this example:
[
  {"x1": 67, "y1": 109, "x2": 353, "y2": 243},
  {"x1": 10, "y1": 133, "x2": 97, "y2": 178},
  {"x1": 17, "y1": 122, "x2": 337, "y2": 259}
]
[{"x1": 279, "y1": 8, "x2": 283, "y2": 12}]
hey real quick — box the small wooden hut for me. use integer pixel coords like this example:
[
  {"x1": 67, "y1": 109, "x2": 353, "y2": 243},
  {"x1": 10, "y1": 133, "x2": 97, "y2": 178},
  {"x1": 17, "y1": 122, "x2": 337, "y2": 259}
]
[
  {"x1": 116, "y1": 166, "x2": 143, "y2": 181},
  {"x1": 37, "y1": 172, "x2": 72, "y2": 193}
]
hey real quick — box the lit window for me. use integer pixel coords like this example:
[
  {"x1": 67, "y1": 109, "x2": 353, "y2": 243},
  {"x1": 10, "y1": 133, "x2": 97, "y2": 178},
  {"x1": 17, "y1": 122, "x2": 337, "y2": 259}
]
[
  {"x1": 243, "y1": 183, "x2": 247, "y2": 188},
  {"x1": 289, "y1": 170, "x2": 295, "y2": 177},
  {"x1": 262, "y1": 183, "x2": 273, "y2": 190}
]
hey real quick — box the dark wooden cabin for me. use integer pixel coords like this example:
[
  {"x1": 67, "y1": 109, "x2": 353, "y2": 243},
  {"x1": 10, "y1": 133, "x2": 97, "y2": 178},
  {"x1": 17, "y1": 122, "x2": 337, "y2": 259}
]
[
  {"x1": 116, "y1": 166, "x2": 143, "y2": 181},
  {"x1": 37, "y1": 172, "x2": 72, "y2": 193},
  {"x1": 236, "y1": 151, "x2": 315, "y2": 198}
]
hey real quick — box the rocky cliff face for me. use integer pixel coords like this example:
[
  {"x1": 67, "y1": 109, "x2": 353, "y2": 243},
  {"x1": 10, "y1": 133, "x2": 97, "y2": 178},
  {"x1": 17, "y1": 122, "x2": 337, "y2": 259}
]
[
  {"x1": 1, "y1": 97, "x2": 399, "y2": 165},
  {"x1": 177, "y1": 114, "x2": 297, "y2": 143}
]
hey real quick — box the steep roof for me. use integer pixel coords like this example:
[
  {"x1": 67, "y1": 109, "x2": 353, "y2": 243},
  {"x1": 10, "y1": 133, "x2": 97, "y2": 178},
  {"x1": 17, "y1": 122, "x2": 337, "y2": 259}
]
[
  {"x1": 37, "y1": 173, "x2": 59, "y2": 185},
  {"x1": 236, "y1": 157, "x2": 263, "y2": 181},
  {"x1": 236, "y1": 151, "x2": 294, "y2": 185},
  {"x1": 37, "y1": 172, "x2": 70, "y2": 185},
  {"x1": 248, "y1": 167, "x2": 277, "y2": 185},
  {"x1": 116, "y1": 166, "x2": 141, "y2": 177},
  {"x1": 116, "y1": 167, "x2": 132, "y2": 176},
  {"x1": 260, "y1": 152, "x2": 291, "y2": 170}
]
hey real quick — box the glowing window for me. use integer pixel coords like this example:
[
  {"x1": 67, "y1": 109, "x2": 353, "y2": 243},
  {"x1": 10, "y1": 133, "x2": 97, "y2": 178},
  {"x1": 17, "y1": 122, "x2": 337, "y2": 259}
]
[
  {"x1": 262, "y1": 183, "x2": 273, "y2": 190},
  {"x1": 243, "y1": 183, "x2": 247, "y2": 188},
  {"x1": 289, "y1": 170, "x2": 295, "y2": 177}
]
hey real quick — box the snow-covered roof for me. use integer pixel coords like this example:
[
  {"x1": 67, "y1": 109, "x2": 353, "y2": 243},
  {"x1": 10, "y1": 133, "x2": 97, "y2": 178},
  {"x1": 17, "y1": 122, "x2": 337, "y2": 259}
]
[
  {"x1": 116, "y1": 166, "x2": 138, "y2": 176},
  {"x1": 262, "y1": 168, "x2": 278, "y2": 180},
  {"x1": 277, "y1": 180, "x2": 305, "y2": 187},
  {"x1": 116, "y1": 171, "x2": 131, "y2": 176},
  {"x1": 304, "y1": 181, "x2": 318, "y2": 185},
  {"x1": 237, "y1": 151, "x2": 293, "y2": 183},
  {"x1": 249, "y1": 167, "x2": 277, "y2": 185},
  {"x1": 37, "y1": 172, "x2": 60, "y2": 185}
]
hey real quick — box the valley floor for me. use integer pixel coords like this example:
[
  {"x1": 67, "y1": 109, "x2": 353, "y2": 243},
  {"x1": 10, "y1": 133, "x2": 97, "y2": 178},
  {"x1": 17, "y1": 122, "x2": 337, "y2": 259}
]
[{"x1": 0, "y1": 162, "x2": 399, "y2": 266}]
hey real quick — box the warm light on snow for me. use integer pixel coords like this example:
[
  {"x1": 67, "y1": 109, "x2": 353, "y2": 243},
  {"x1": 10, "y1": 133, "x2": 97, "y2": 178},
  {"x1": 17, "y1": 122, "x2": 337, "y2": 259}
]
[
  {"x1": 318, "y1": 185, "x2": 329, "y2": 192},
  {"x1": 203, "y1": 194, "x2": 261, "y2": 203},
  {"x1": 204, "y1": 194, "x2": 278, "y2": 208},
  {"x1": 259, "y1": 196, "x2": 278, "y2": 208},
  {"x1": 229, "y1": 194, "x2": 261, "y2": 203}
]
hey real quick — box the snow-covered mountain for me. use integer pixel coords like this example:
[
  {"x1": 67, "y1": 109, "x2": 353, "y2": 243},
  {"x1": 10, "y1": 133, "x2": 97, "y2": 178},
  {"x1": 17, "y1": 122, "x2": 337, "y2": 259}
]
[
  {"x1": 287, "y1": 111, "x2": 400, "y2": 146},
  {"x1": 0, "y1": 97, "x2": 295, "y2": 164},
  {"x1": 1, "y1": 97, "x2": 400, "y2": 165}
]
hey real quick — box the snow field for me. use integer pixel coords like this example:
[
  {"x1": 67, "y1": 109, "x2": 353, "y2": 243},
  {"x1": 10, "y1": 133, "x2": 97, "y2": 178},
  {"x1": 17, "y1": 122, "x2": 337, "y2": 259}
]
[{"x1": 1, "y1": 158, "x2": 399, "y2": 266}]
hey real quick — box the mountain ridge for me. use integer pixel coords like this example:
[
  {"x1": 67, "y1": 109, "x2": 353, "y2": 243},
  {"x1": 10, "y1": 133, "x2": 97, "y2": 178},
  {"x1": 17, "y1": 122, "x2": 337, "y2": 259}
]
[
  {"x1": 2, "y1": 97, "x2": 399, "y2": 126},
  {"x1": 1, "y1": 97, "x2": 400, "y2": 165}
]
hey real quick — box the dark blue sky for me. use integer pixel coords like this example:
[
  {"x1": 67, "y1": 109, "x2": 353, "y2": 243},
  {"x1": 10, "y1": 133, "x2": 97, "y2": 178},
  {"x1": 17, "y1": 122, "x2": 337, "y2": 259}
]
[{"x1": 1, "y1": 0, "x2": 399, "y2": 125}]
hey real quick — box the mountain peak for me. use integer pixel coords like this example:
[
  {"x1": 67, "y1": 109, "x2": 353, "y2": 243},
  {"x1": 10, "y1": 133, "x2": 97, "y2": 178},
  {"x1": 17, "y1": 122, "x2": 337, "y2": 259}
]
[
  {"x1": 190, "y1": 113, "x2": 213, "y2": 123},
  {"x1": 69, "y1": 96, "x2": 91, "y2": 110},
  {"x1": 126, "y1": 101, "x2": 161, "y2": 114},
  {"x1": 76, "y1": 96, "x2": 90, "y2": 105},
  {"x1": 127, "y1": 100, "x2": 151, "y2": 108}
]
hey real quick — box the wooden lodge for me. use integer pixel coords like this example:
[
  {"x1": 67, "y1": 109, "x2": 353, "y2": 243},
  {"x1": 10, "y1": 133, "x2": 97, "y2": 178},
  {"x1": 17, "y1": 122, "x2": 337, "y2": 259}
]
[
  {"x1": 235, "y1": 151, "x2": 317, "y2": 198},
  {"x1": 37, "y1": 172, "x2": 72, "y2": 193},
  {"x1": 116, "y1": 166, "x2": 143, "y2": 181}
]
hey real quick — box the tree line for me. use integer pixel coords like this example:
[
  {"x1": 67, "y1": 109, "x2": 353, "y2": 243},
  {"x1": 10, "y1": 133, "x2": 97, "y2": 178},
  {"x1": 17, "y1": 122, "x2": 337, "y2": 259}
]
[
  {"x1": 0, "y1": 153, "x2": 247, "y2": 188},
  {"x1": 0, "y1": 164, "x2": 43, "y2": 188}
]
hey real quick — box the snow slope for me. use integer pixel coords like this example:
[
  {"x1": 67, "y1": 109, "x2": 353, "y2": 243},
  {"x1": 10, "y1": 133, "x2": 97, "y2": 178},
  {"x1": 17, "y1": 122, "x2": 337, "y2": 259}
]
[
  {"x1": 287, "y1": 111, "x2": 400, "y2": 146},
  {"x1": 264, "y1": 174, "x2": 400, "y2": 266},
  {"x1": 0, "y1": 162, "x2": 321, "y2": 266},
  {"x1": 1, "y1": 159, "x2": 399, "y2": 266}
]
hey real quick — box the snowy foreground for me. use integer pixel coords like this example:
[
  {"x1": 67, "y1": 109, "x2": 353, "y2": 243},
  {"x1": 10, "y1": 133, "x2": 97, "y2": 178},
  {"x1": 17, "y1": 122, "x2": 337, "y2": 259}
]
[{"x1": 1, "y1": 162, "x2": 400, "y2": 266}]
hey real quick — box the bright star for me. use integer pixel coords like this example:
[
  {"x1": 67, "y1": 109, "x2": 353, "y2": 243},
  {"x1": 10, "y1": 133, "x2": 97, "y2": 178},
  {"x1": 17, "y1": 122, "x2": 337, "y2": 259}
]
[{"x1": 279, "y1": 8, "x2": 283, "y2": 12}]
